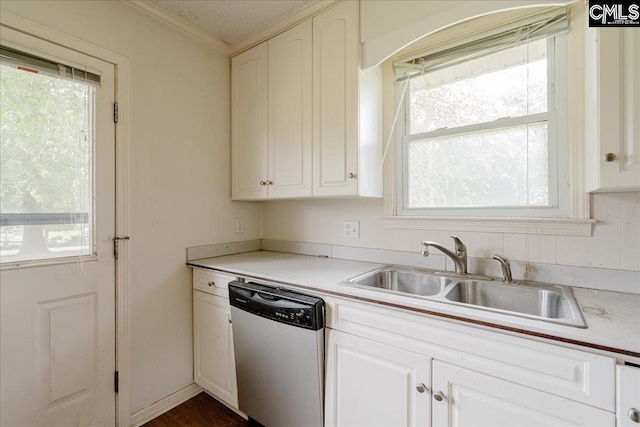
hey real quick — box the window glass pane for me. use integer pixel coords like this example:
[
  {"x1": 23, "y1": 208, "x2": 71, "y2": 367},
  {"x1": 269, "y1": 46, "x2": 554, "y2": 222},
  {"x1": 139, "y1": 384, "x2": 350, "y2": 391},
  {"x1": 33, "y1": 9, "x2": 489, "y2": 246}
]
[
  {"x1": 1, "y1": 63, "x2": 93, "y2": 263},
  {"x1": 409, "y1": 39, "x2": 547, "y2": 134},
  {"x1": 407, "y1": 123, "x2": 548, "y2": 208}
]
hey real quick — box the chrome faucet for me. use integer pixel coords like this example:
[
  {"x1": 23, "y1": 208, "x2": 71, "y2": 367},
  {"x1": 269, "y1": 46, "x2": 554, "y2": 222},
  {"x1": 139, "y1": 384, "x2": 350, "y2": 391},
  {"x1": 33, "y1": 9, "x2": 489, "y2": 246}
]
[
  {"x1": 421, "y1": 235, "x2": 468, "y2": 274},
  {"x1": 493, "y1": 254, "x2": 513, "y2": 283}
]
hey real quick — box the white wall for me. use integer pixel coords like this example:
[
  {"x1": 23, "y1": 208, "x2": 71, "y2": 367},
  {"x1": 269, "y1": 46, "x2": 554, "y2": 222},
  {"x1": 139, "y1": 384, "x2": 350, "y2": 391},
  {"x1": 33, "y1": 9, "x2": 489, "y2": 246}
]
[
  {"x1": 0, "y1": 0, "x2": 262, "y2": 414},
  {"x1": 263, "y1": 192, "x2": 640, "y2": 274}
]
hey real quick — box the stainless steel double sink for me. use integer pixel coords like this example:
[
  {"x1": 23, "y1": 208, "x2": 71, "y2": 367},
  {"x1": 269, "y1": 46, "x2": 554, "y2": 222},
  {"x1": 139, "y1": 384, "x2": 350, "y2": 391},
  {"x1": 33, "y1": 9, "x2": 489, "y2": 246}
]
[{"x1": 342, "y1": 266, "x2": 586, "y2": 328}]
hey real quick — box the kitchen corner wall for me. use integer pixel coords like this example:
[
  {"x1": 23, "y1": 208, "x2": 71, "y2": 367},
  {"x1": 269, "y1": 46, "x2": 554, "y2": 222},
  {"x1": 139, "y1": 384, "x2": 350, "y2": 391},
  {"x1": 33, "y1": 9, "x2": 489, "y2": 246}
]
[
  {"x1": 263, "y1": 191, "x2": 640, "y2": 275},
  {"x1": 0, "y1": 0, "x2": 262, "y2": 415}
]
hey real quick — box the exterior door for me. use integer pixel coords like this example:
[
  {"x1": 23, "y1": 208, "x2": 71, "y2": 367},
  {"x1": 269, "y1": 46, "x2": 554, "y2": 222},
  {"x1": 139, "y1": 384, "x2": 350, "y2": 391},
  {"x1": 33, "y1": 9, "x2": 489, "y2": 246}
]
[{"x1": 0, "y1": 26, "x2": 117, "y2": 426}]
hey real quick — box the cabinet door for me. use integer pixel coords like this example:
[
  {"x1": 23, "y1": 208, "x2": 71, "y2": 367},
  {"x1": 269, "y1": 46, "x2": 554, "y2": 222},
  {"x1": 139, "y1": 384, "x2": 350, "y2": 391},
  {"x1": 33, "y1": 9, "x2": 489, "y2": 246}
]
[
  {"x1": 617, "y1": 365, "x2": 640, "y2": 427},
  {"x1": 585, "y1": 27, "x2": 640, "y2": 192},
  {"x1": 193, "y1": 291, "x2": 238, "y2": 408},
  {"x1": 432, "y1": 361, "x2": 614, "y2": 427},
  {"x1": 267, "y1": 20, "x2": 312, "y2": 198},
  {"x1": 325, "y1": 329, "x2": 431, "y2": 427},
  {"x1": 232, "y1": 43, "x2": 268, "y2": 200},
  {"x1": 312, "y1": 1, "x2": 359, "y2": 197}
]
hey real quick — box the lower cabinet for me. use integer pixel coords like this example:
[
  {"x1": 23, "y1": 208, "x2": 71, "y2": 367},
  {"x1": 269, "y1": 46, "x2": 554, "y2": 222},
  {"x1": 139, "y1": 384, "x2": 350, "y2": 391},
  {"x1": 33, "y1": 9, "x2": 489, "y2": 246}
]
[
  {"x1": 617, "y1": 365, "x2": 640, "y2": 427},
  {"x1": 325, "y1": 329, "x2": 431, "y2": 427},
  {"x1": 432, "y1": 361, "x2": 615, "y2": 427},
  {"x1": 193, "y1": 290, "x2": 238, "y2": 408}
]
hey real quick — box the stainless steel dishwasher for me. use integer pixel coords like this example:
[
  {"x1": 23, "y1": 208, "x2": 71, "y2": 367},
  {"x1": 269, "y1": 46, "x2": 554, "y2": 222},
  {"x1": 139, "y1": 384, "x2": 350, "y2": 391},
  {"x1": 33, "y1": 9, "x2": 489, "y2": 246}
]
[{"x1": 229, "y1": 281, "x2": 325, "y2": 427}]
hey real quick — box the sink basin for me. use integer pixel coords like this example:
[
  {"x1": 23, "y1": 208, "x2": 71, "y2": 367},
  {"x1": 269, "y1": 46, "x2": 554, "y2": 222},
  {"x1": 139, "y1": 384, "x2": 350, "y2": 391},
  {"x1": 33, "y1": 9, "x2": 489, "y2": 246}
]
[
  {"x1": 345, "y1": 266, "x2": 451, "y2": 297},
  {"x1": 342, "y1": 265, "x2": 587, "y2": 328},
  {"x1": 444, "y1": 280, "x2": 586, "y2": 327}
]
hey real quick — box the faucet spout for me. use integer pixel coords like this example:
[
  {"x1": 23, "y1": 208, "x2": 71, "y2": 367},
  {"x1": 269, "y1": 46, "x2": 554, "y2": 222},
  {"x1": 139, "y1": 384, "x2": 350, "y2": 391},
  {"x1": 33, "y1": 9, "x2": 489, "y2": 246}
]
[{"x1": 421, "y1": 235, "x2": 468, "y2": 274}]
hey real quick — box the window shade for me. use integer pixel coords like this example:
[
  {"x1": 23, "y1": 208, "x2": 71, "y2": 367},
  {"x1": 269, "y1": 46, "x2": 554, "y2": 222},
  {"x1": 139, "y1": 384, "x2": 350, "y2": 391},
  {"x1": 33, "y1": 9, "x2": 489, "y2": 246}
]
[
  {"x1": 394, "y1": 8, "x2": 568, "y2": 82},
  {"x1": 0, "y1": 45, "x2": 101, "y2": 86}
]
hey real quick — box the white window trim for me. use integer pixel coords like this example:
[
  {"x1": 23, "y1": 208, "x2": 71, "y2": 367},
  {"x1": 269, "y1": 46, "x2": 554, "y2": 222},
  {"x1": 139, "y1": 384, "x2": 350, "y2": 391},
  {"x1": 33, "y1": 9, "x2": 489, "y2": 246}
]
[{"x1": 383, "y1": 14, "x2": 594, "y2": 237}]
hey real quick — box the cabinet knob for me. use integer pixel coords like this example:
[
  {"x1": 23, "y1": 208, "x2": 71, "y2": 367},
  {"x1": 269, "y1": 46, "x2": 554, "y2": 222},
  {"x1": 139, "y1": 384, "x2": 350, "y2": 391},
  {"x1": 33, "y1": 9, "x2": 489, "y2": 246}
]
[
  {"x1": 604, "y1": 152, "x2": 617, "y2": 162},
  {"x1": 207, "y1": 281, "x2": 215, "y2": 287},
  {"x1": 265, "y1": 180, "x2": 273, "y2": 186},
  {"x1": 348, "y1": 172, "x2": 357, "y2": 179},
  {"x1": 629, "y1": 408, "x2": 640, "y2": 423},
  {"x1": 433, "y1": 391, "x2": 446, "y2": 402},
  {"x1": 228, "y1": 314, "x2": 232, "y2": 324},
  {"x1": 260, "y1": 181, "x2": 266, "y2": 186},
  {"x1": 416, "y1": 383, "x2": 427, "y2": 393}
]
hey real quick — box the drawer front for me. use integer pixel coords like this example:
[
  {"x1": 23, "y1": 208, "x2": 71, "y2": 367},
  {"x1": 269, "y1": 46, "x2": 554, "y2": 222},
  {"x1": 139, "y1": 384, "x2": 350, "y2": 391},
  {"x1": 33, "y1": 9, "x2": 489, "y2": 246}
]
[
  {"x1": 326, "y1": 296, "x2": 615, "y2": 411},
  {"x1": 193, "y1": 268, "x2": 237, "y2": 298}
]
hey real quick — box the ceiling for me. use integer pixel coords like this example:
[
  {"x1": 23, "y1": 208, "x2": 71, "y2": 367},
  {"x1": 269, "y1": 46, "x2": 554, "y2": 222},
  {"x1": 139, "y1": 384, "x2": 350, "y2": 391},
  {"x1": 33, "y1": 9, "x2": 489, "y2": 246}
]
[{"x1": 148, "y1": 0, "x2": 324, "y2": 46}]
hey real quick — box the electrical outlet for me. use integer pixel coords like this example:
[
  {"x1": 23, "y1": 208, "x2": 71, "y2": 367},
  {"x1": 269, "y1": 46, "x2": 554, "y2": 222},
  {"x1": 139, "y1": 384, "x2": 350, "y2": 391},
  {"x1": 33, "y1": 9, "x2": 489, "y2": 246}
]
[
  {"x1": 343, "y1": 220, "x2": 360, "y2": 238},
  {"x1": 235, "y1": 218, "x2": 244, "y2": 234}
]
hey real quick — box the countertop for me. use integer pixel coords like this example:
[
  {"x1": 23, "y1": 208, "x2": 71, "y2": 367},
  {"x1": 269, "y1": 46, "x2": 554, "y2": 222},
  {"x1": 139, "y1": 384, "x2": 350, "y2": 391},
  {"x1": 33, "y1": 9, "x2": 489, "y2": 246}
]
[{"x1": 188, "y1": 251, "x2": 640, "y2": 357}]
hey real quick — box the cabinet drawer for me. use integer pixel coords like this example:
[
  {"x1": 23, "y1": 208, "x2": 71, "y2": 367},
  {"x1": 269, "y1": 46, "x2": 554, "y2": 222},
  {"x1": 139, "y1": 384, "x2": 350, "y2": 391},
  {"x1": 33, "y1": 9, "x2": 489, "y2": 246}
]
[
  {"x1": 327, "y1": 297, "x2": 615, "y2": 411},
  {"x1": 193, "y1": 268, "x2": 236, "y2": 298},
  {"x1": 617, "y1": 365, "x2": 640, "y2": 427}
]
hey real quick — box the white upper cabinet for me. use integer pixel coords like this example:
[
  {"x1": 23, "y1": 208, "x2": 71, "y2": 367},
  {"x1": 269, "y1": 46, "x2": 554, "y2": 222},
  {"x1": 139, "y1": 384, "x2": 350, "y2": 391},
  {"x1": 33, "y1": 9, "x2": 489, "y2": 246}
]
[
  {"x1": 232, "y1": 43, "x2": 268, "y2": 200},
  {"x1": 231, "y1": 2, "x2": 383, "y2": 200},
  {"x1": 313, "y1": 1, "x2": 383, "y2": 198},
  {"x1": 268, "y1": 20, "x2": 312, "y2": 198},
  {"x1": 585, "y1": 27, "x2": 640, "y2": 192}
]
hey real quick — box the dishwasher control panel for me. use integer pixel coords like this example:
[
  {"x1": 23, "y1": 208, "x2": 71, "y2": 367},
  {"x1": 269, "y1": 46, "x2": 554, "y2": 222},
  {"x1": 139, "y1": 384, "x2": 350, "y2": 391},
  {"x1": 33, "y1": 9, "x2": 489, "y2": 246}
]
[{"x1": 229, "y1": 281, "x2": 324, "y2": 330}]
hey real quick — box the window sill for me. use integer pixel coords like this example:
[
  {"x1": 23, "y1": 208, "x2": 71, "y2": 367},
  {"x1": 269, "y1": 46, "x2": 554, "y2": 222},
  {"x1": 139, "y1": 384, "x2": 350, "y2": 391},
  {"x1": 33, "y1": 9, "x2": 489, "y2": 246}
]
[{"x1": 383, "y1": 216, "x2": 595, "y2": 237}]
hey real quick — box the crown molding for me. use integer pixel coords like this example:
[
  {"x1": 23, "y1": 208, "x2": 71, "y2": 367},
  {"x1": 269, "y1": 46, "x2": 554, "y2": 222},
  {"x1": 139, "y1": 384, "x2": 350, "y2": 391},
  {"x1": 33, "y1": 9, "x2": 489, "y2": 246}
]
[
  {"x1": 122, "y1": 0, "x2": 232, "y2": 56},
  {"x1": 230, "y1": 0, "x2": 339, "y2": 56}
]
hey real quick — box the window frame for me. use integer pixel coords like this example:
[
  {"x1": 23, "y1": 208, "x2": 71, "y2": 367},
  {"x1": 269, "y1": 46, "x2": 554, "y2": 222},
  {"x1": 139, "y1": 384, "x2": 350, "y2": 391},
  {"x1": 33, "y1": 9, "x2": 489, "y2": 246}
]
[{"x1": 396, "y1": 35, "x2": 569, "y2": 218}]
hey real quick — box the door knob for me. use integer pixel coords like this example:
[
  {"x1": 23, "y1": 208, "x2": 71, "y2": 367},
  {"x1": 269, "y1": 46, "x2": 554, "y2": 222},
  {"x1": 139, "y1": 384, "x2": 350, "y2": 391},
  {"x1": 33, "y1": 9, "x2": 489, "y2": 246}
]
[
  {"x1": 604, "y1": 152, "x2": 617, "y2": 162},
  {"x1": 348, "y1": 172, "x2": 357, "y2": 179},
  {"x1": 416, "y1": 383, "x2": 427, "y2": 393},
  {"x1": 433, "y1": 391, "x2": 446, "y2": 402}
]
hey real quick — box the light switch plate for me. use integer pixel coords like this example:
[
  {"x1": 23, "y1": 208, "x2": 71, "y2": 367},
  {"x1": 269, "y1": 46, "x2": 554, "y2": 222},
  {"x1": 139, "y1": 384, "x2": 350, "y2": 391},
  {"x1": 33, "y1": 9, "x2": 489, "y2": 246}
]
[{"x1": 344, "y1": 220, "x2": 360, "y2": 238}]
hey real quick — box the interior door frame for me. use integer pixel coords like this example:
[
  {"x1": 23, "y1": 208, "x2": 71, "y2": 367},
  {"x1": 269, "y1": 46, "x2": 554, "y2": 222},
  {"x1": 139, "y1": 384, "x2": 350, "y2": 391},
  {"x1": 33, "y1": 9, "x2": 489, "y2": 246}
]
[{"x1": 0, "y1": 11, "x2": 133, "y2": 427}]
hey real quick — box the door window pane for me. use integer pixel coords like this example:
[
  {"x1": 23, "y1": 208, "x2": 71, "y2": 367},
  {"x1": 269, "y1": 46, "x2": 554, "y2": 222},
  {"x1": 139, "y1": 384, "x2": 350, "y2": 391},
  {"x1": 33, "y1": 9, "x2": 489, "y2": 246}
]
[{"x1": 1, "y1": 63, "x2": 93, "y2": 263}]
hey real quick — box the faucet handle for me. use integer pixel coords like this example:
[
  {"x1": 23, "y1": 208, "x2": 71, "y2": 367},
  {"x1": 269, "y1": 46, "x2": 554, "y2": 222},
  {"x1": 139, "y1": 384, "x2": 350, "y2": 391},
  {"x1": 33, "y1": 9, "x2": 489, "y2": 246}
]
[
  {"x1": 450, "y1": 235, "x2": 466, "y2": 255},
  {"x1": 493, "y1": 254, "x2": 513, "y2": 283}
]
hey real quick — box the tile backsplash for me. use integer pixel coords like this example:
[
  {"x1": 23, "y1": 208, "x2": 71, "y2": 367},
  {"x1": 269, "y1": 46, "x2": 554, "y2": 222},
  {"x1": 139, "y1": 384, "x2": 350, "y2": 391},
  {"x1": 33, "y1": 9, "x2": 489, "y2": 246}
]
[{"x1": 263, "y1": 192, "x2": 640, "y2": 272}]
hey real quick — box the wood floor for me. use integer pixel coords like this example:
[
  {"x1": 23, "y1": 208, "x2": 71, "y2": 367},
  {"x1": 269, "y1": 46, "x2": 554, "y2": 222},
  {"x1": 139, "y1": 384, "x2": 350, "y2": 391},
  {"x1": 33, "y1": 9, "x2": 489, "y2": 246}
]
[{"x1": 143, "y1": 392, "x2": 252, "y2": 427}]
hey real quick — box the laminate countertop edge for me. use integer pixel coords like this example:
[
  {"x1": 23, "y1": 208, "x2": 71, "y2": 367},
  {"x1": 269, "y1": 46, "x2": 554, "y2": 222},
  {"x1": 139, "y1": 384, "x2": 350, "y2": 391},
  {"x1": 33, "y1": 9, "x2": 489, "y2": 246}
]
[{"x1": 187, "y1": 251, "x2": 640, "y2": 359}]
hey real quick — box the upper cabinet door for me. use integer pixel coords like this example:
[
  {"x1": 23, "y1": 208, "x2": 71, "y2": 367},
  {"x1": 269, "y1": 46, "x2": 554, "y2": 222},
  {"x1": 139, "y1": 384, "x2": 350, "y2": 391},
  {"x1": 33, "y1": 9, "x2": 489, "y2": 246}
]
[
  {"x1": 585, "y1": 27, "x2": 640, "y2": 192},
  {"x1": 232, "y1": 43, "x2": 268, "y2": 200},
  {"x1": 313, "y1": 1, "x2": 359, "y2": 197},
  {"x1": 267, "y1": 21, "x2": 312, "y2": 198}
]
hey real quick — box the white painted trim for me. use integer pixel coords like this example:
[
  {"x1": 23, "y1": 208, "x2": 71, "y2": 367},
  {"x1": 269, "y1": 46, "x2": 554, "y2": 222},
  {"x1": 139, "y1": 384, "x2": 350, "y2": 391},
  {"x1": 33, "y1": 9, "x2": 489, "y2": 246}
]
[
  {"x1": 230, "y1": 0, "x2": 338, "y2": 56},
  {"x1": 130, "y1": 383, "x2": 203, "y2": 427},
  {"x1": 122, "y1": 0, "x2": 231, "y2": 56},
  {"x1": 383, "y1": 216, "x2": 595, "y2": 236},
  {"x1": 361, "y1": 0, "x2": 577, "y2": 69},
  {"x1": 0, "y1": 11, "x2": 133, "y2": 427},
  {"x1": 202, "y1": 390, "x2": 248, "y2": 420},
  {"x1": 121, "y1": 0, "x2": 339, "y2": 58},
  {"x1": 186, "y1": 240, "x2": 261, "y2": 261}
]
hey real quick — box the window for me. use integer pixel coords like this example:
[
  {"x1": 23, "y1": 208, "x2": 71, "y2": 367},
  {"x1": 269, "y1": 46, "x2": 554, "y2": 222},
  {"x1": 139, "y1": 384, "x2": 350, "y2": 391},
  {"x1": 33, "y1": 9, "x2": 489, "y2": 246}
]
[
  {"x1": 0, "y1": 46, "x2": 99, "y2": 263},
  {"x1": 396, "y1": 11, "x2": 568, "y2": 217}
]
